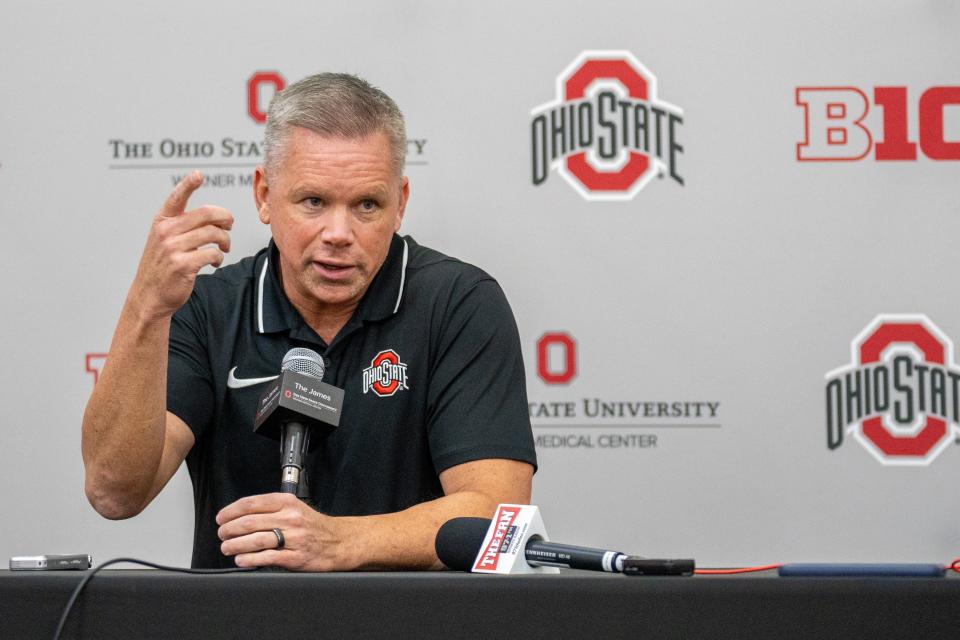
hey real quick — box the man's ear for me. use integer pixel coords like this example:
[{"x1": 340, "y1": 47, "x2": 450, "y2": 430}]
[
  {"x1": 253, "y1": 166, "x2": 270, "y2": 225},
  {"x1": 394, "y1": 176, "x2": 409, "y2": 232}
]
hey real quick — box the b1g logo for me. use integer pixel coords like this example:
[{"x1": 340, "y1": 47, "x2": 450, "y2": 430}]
[
  {"x1": 796, "y1": 86, "x2": 960, "y2": 161},
  {"x1": 362, "y1": 349, "x2": 409, "y2": 397},
  {"x1": 825, "y1": 315, "x2": 960, "y2": 466},
  {"x1": 530, "y1": 51, "x2": 684, "y2": 201}
]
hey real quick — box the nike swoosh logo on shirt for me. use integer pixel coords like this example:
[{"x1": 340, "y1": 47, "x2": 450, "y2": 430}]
[{"x1": 226, "y1": 367, "x2": 278, "y2": 389}]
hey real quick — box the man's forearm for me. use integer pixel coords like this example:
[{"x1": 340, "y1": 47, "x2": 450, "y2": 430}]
[
  {"x1": 338, "y1": 490, "x2": 501, "y2": 571},
  {"x1": 81, "y1": 298, "x2": 171, "y2": 519},
  {"x1": 81, "y1": 173, "x2": 230, "y2": 519}
]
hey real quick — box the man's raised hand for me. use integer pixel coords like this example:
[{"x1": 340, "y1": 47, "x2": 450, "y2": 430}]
[{"x1": 130, "y1": 171, "x2": 234, "y2": 320}]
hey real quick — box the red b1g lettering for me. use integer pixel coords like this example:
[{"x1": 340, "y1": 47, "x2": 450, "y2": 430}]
[{"x1": 796, "y1": 86, "x2": 960, "y2": 161}]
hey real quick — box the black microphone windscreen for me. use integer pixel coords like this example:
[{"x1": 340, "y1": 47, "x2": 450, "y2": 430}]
[{"x1": 435, "y1": 517, "x2": 492, "y2": 571}]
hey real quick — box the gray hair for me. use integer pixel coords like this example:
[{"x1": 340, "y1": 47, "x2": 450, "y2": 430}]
[{"x1": 263, "y1": 73, "x2": 406, "y2": 176}]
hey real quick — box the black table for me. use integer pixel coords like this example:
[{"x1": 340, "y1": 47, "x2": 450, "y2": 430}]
[{"x1": 2, "y1": 569, "x2": 957, "y2": 639}]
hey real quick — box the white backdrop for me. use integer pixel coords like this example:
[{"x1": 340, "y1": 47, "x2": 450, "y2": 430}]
[{"x1": 2, "y1": 0, "x2": 959, "y2": 567}]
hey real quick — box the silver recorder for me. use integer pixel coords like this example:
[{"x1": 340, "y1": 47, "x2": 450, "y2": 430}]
[{"x1": 9, "y1": 554, "x2": 92, "y2": 571}]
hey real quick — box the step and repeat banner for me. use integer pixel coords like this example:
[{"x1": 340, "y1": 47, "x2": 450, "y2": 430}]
[{"x1": 2, "y1": 0, "x2": 958, "y2": 566}]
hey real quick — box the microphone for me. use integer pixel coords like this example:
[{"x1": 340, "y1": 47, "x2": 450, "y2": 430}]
[
  {"x1": 436, "y1": 517, "x2": 625, "y2": 572},
  {"x1": 253, "y1": 347, "x2": 345, "y2": 495},
  {"x1": 277, "y1": 349, "x2": 322, "y2": 494},
  {"x1": 436, "y1": 516, "x2": 694, "y2": 576}
]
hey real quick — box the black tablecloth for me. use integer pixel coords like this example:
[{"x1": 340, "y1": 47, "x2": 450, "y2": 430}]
[{"x1": 2, "y1": 568, "x2": 957, "y2": 639}]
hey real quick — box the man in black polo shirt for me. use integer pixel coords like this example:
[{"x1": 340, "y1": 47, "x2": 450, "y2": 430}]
[{"x1": 81, "y1": 73, "x2": 536, "y2": 570}]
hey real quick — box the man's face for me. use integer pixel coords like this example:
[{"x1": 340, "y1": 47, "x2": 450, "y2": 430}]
[{"x1": 254, "y1": 127, "x2": 408, "y2": 316}]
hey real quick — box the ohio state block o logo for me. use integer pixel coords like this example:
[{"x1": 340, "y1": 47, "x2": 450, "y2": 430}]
[
  {"x1": 537, "y1": 332, "x2": 577, "y2": 385},
  {"x1": 362, "y1": 349, "x2": 409, "y2": 397},
  {"x1": 825, "y1": 315, "x2": 960, "y2": 465},
  {"x1": 530, "y1": 51, "x2": 684, "y2": 201},
  {"x1": 563, "y1": 57, "x2": 652, "y2": 193},
  {"x1": 247, "y1": 71, "x2": 286, "y2": 124}
]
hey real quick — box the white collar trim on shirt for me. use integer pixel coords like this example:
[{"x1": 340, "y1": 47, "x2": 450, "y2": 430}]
[
  {"x1": 393, "y1": 238, "x2": 409, "y2": 314},
  {"x1": 257, "y1": 256, "x2": 268, "y2": 333},
  {"x1": 256, "y1": 237, "x2": 408, "y2": 334}
]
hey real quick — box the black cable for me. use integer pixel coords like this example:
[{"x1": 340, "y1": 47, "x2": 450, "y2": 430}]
[{"x1": 52, "y1": 557, "x2": 256, "y2": 640}]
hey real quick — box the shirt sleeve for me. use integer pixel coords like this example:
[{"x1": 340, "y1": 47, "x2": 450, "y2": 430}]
[
  {"x1": 167, "y1": 291, "x2": 215, "y2": 438},
  {"x1": 426, "y1": 278, "x2": 537, "y2": 474}
]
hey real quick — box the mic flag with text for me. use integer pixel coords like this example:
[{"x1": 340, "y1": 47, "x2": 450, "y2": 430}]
[
  {"x1": 254, "y1": 348, "x2": 345, "y2": 494},
  {"x1": 436, "y1": 504, "x2": 695, "y2": 575}
]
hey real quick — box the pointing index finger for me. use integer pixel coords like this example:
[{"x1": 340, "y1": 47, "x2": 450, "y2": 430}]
[{"x1": 161, "y1": 170, "x2": 204, "y2": 217}]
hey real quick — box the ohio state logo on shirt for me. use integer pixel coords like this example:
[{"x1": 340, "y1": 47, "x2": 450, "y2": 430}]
[
  {"x1": 362, "y1": 349, "x2": 409, "y2": 397},
  {"x1": 825, "y1": 315, "x2": 960, "y2": 466}
]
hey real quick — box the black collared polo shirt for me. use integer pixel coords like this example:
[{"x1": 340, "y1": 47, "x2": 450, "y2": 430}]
[{"x1": 167, "y1": 233, "x2": 536, "y2": 568}]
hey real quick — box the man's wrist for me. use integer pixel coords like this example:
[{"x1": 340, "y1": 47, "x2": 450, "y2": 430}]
[
  {"x1": 327, "y1": 515, "x2": 366, "y2": 571},
  {"x1": 124, "y1": 289, "x2": 175, "y2": 328}
]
